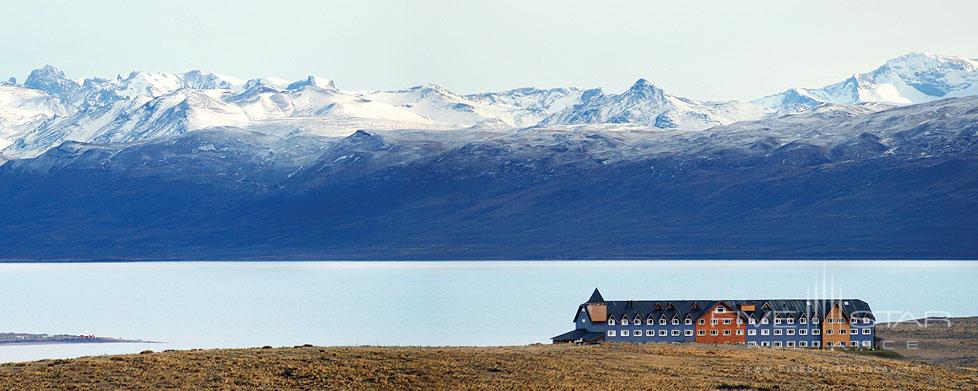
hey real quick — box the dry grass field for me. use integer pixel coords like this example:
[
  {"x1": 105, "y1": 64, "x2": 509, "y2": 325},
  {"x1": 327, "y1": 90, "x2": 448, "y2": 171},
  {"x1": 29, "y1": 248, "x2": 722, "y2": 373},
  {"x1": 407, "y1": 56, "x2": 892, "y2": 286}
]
[
  {"x1": 1, "y1": 343, "x2": 976, "y2": 390},
  {"x1": 876, "y1": 316, "x2": 978, "y2": 369}
]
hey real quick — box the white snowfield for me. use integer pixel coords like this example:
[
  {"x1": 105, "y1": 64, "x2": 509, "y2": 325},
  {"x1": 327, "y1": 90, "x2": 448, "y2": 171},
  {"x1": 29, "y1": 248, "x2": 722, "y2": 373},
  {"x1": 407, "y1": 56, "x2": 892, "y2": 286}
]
[{"x1": 1, "y1": 52, "x2": 976, "y2": 158}]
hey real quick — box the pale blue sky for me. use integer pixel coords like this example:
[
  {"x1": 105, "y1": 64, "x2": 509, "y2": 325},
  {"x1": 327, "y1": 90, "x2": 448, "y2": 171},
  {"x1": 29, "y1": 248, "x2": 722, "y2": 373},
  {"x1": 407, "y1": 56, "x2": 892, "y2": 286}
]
[{"x1": 2, "y1": 0, "x2": 976, "y2": 100}]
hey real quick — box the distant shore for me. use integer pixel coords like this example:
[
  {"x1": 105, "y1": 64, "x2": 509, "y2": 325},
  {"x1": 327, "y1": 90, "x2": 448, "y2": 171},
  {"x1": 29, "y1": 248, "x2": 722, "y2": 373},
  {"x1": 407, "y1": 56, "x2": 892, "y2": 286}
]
[{"x1": 0, "y1": 333, "x2": 155, "y2": 346}]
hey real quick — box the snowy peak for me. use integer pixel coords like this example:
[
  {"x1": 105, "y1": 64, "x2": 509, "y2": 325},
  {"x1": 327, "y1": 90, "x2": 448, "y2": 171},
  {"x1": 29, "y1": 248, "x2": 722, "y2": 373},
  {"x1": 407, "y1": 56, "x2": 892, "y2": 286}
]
[
  {"x1": 540, "y1": 78, "x2": 762, "y2": 129},
  {"x1": 25, "y1": 65, "x2": 81, "y2": 100},
  {"x1": 287, "y1": 76, "x2": 336, "y2": 91},
  {"x1": 757, "y1": 53, "x2": 978, "y2": 112}
]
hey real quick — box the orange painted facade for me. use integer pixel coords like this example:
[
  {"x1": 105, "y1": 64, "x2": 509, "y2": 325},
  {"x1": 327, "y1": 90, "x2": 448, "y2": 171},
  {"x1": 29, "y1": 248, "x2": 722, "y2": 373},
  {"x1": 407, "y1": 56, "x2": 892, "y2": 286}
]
[
  {"x1": 695, "y1": 302, "x2": 746, "y2": 344},
  {"x1": 821, "y1": 304, "x2": 850, "y2": 348}
]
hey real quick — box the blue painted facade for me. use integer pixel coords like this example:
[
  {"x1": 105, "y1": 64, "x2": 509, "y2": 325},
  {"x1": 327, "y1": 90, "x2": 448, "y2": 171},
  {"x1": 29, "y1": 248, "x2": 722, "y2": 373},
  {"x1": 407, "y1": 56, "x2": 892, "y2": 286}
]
[{"x1": 554, "y1": 289, "x2": 876, "y2": 349}]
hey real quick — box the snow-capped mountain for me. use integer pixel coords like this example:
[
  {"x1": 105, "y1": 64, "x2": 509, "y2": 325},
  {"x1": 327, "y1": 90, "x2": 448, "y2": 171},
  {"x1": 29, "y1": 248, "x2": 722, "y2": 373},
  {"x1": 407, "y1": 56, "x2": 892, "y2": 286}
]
[
  {"x1": 755, "y1": 53, "x2": 978, "y2": 113},
  {"x1": 4, "y1": 53, "x2": 978, "y2": 158},
  {"x1": 539, "y1": 79, "x2": 767, "y2": 130},
  {"x1": 0, "y1": 66, "x2": 593, "y2": 157}
]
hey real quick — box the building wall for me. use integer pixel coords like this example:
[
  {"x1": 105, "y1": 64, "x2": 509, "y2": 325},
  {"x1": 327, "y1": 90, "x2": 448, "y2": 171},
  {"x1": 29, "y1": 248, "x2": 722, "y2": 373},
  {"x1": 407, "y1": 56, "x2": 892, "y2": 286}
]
[
  {"x1": 695, "y1": 303, "x2": 745, "y2": 344},
  {"x1": 821, "y1": 304, "x2": 850, "y2": 348}
]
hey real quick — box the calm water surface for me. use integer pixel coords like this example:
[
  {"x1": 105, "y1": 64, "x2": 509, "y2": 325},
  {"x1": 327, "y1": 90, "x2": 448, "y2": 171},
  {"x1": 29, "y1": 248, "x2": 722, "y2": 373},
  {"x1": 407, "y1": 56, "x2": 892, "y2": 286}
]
[{"x1": 0, "y1": 261, "x2": 975, "y2": 362}]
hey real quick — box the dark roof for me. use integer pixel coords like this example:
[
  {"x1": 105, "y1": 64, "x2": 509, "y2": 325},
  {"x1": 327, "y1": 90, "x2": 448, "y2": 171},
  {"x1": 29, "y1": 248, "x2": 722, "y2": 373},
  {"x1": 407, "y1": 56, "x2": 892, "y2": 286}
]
[
  {"x1": 551, "y1": 329, "x2": 604, "y2": 343},
  {"x1": 603, "y1": 300, "x2": 716, "y2": 321},
  {"x1": 579, "y1": 291, "x2": 874, "y2": 322},
  {"x1": 587, "y1": 288, "x2": 604, "y2": 303}
]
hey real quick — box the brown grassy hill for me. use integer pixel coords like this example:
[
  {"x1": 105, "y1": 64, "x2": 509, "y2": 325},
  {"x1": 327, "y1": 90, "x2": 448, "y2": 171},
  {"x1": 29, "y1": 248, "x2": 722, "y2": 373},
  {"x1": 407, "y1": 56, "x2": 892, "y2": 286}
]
[
  {"x1": 877, "y1": 316, "x2": 978, "y2": 369},
  {"x1": 1, "y1": 343, "x2": 976, "y2": 390}
]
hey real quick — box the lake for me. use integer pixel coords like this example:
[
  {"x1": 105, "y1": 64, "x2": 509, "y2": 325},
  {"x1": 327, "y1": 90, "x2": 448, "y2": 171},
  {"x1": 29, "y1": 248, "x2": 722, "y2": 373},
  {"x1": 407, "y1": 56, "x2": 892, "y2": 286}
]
[{"x1": 0, "y1": 261, "x2": 975, "y2": 362}]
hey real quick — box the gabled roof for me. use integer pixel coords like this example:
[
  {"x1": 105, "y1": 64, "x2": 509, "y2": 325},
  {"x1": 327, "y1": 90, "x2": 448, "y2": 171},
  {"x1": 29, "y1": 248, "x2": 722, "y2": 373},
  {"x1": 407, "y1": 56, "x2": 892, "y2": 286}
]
[
  {"x1": 572, "y1": 292, "x2": 875, "y2": 324},
  {"x1": 587, "y1": 288, "x2": 605, "y2": 303}
]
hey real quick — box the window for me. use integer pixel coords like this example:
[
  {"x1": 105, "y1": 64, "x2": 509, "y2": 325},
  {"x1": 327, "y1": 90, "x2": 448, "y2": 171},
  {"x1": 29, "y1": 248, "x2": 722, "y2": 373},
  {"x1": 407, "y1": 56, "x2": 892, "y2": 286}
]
[
  {"x1": 747, "y1": 341, "x2": 757, "y2": 346},
  {"x1": 850, "y1": 329, "x2": 858, "y2": 335},
  {"x1": 634, "y1": 318, "x2": 642, "y2": 325},
  {"x1": 760, "y1": 341, "x2": 770, "y2": 347},
  {"x1": 698, "y1": 330, "x2": 706, "y2": 336},
  {"x1": 850, "y1": 341, "x2": 858, "y2": 347},
  {"x1": 659, "y1": 330, "x2": 667, "y2": 336},
  {"x1": 622, "y1": 319, "x2": 629, "y2": 326},
  {"x1": 723, "y1": 319, "x2": 732, "y2": 325},
  {"x1": 607, "y1": 330, "x2": 616, "y2": 337},
  {"x1": 786, "y1": 329, "x2": 795, "y2": 335},
  {"x1": 863, "y1": 318, "x2": 872, "y2": 324},
  {"x1": 786, "y1": 341, "x2": 795, "y2": 347},
  {"x1": 659, "y1": 319, "x2": 667, "y2": 325},
  {"x1": 684, "y1": 330, "x2": 693, "y2": 336},
  {"x1": 812, "y1": 318, "x2": 819, "y2": 324},
  {"x1": 634, "y1": 329, "x2": 642, "y2": 337},
  {"x1": 775, "y1": 318, "x2": 782, "y2": 325},
  {"x1": 736, "y1": 330, "x2": 744, "y2": 336},
  {"x1": 646, "y1": 319, "x2": 654, "y2": 325},
  {"x1": 812, "y1": 341, "x2": 820, "y2": 347},
  {"x1": 646, "y1": 330, "x2": 654, "y2": 336},
  {"x1": 862, "y1": 328, "x2": 871, "y2": 335},
  {"x1": 748, "y1": 329, "x2": 757, "y2": 336},
  {"x1": 716, "y1": 307, "x2": 726, "y2": 313},
  {"x1": 826, "y1": 319, "x2": 833, "y2": 324},
  {"x1": 761, "y1": 329, "x2": 770, "y2": 336},
  {"x1": 711, "y1": 319, "x2": 718, "y2": 325},
  {"x1": 826, "y1": 329, "x2": 833, "y2": 335},
  {"x1": 862, "y1": 341, "x2": 871, "y2": 347},
  {"x1": 761, "y1": 318, "x2": 769, "y2": 325},
  {"x1": 710, "y1": 330, "x2": 718, "y2": 336},
  {"x1": 800, "y1": 318, "x2": 807, "y2": 324},
  {"x1": 799, "y1": 341, "x2": 808, "y2": 347},
  {"x1": 672, "y1": 319, "x2": 679, "y2": 325},
  {"x1": 773, "y1": 341, "x2": 782, "y2": 347},
  {"x1": 850, "y1": 319, "x2": 857, "y2": 325},
  {"x1": 812, "y1": 329, "x2": 820, "y2": 335},
  {"x1": 787, "y1": 318, "x2": 794, "y2": 325},
  {"x1": 774, "y1": 329, "x2": 783, "y2": 336},
  {"x1": 748, "y1": 318, "x2": 756, "y2": 325},
  {"x1": 685, "y1": 319, "x2": 692, "y2": 325},
  {"x1": 672, "y1": 330, "x2": 681, "y2": 336},
  {"x1": 621, "y1": 330, "x2": 629, "y2": 336},
  {"x1": 698, "y1": 319, "x2": 705, "y2": 325},
  {"x1": 799, "y1": 329, "x2": 807, "y2": 335},
  {"x1": 608, "y1": 319, "x2": 616, "y2": 326},
  {"x1": 723, "y1": 330, "x2": 731, "y2": 336}
]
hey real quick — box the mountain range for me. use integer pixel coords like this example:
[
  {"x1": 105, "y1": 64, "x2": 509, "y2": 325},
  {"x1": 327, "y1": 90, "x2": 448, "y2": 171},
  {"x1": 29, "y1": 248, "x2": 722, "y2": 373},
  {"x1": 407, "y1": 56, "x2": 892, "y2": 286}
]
[
  {"x1": 0, "y1": 53, "x2": 976, "y2": 260},
  {"x1": 3, "y1": 53, "x2": 976, "y2": 158}
]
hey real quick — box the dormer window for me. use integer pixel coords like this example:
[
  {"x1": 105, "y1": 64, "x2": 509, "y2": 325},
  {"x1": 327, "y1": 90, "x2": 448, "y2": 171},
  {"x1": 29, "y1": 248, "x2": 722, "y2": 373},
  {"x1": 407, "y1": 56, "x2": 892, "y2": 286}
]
[
  {"x1": 800, "y1": 317, "x2": 808, "y2": 324},
  {"x1": 787, "y1": 318, "x2": 794, "y2": 325},
  {"x1": 685, "y1": 318, "x2": 693, "y2": 325},
  {"x1": 671, "y1": 319, "x2": 679, "y2": 325},
  {"x1": 634, "y1": 317, "x2": 642, "y2": 325},
  {"x1": 659, "y1": 318, "x2": 666, "y2": 325},
  {"x1": 761, "y1": 318, "x2": 769, "y2": 325},
  {"x1": 812, "y1": 317, "x2": 819, "y2": 324},
  {"x1": 715, "y1": 306, "x2": 726, "y2": 313},
  {"x1": 608, "y1": 319, "x2": 616, "y2": 326},
  {"x1": 646, "y1": 318, "x2": 654, "y2": 325},
  {"x1": 775, "y1": 318, "x2": 782, "y2": 325},
  {"x1": 622, "y1": 318, "x2": 629, "y2": 326},
  {"x1": 863, "y1": 318, "x2": 871, "y2": 324},
  {"x1": 748, "y1": 318, "x2": 756, "y2": 325}
]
